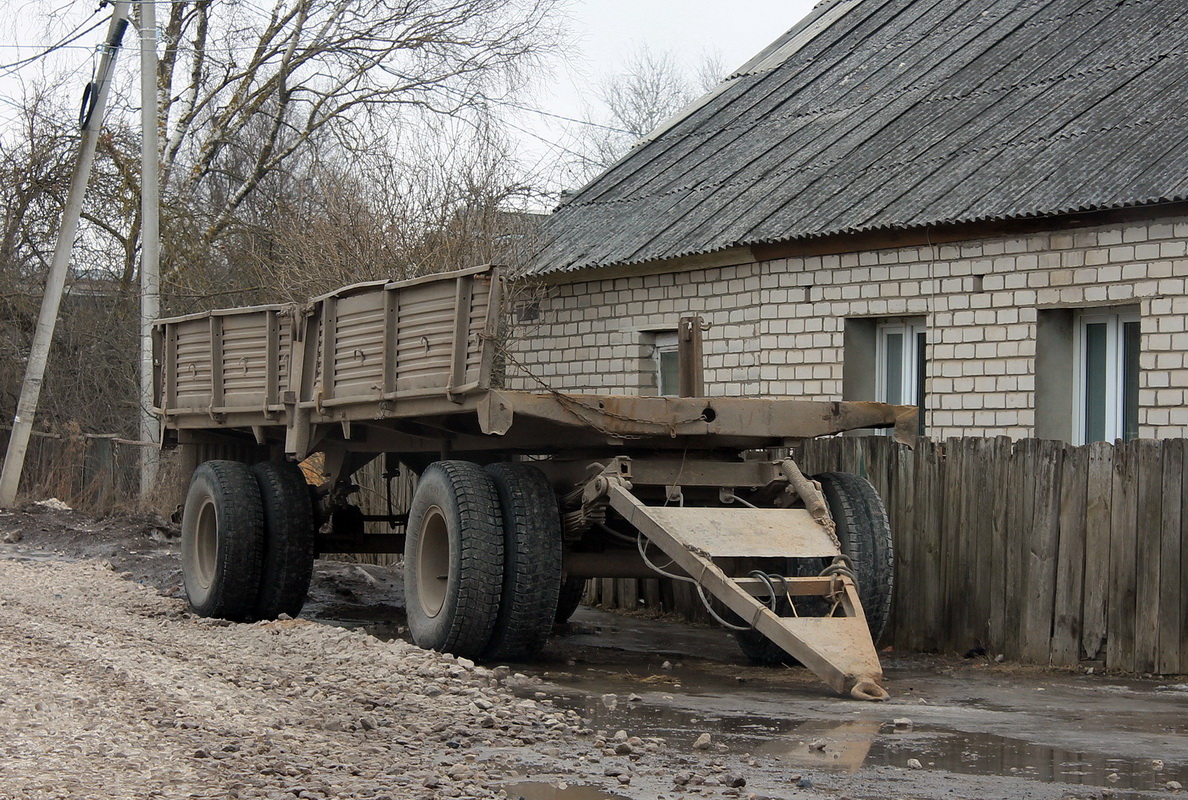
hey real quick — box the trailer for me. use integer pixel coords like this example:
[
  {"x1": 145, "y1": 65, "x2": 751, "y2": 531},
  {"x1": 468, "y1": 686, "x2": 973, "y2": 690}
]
[{"x1": 153, "y1": 265, "x2": 916, "y2": 700}]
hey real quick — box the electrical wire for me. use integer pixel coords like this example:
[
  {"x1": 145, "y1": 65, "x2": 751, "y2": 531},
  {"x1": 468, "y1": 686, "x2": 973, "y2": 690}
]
[
  {"x1": 0, "y1": 13, "x2": 105, "y2": 79},
  {"x1": 633, "y1": 530, "x2": 752, "y2": 631}
]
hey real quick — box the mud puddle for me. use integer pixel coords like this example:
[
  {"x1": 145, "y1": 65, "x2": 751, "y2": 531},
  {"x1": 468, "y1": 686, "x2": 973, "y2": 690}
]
[{"x1": 506, "y1": 607, "x2": 1188, "y2": 799}]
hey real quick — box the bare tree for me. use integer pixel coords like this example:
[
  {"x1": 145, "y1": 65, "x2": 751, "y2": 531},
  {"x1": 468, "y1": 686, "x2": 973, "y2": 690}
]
[
  {"x1": 148, "y1": 0, "x2": 562, "y2": 283},
  {"x1": 567, "y1": 44, "x2": 723, "y2": 184},
  {"x1": 0, "y1": 0, "x2": 565, "y2": 441},
  {"x1": 235, "y1": 109, "x2": 546, "y2": 305},
  {"x1": 0, "y1": 83, "x2": 140, "y2": 435}
]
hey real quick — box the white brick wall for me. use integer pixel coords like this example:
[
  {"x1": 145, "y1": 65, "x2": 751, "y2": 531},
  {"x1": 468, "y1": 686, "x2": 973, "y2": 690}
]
[{"x1": 508, "y1": 214, "x2": 1188, "y2": 440}]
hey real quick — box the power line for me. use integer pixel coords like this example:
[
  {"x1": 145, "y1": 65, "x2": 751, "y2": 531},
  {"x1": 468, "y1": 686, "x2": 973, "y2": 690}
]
[
  {"x1": 491, "y1": 98, "x2": 633, "y2": 135},
  {"x1": 0, "y1": 13, "x2": 105, "y2": 78}
]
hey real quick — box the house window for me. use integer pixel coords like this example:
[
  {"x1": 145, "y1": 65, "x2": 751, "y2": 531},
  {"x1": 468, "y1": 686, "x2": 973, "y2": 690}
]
[
  {"x1": 877, "y1": 319, "x2": 926, "y2": 412},
  {"x1": 1074, "y1": 310, "x2": 1139, "y2": 444},
  {"x1": 843, "y1": 316, "x2": 926, "y2": 435},
  {"x1": 651, "y1": 331, "x2": 679, "y2": 396}
]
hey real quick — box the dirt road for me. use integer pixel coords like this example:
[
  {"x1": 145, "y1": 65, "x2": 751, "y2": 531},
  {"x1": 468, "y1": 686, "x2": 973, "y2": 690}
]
[{"x1": 0, "y1": 504, "x2": 1185, "y2": 800}]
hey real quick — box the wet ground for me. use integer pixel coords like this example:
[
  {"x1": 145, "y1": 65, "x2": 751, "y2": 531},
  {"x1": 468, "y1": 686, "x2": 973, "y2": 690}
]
[
  {"x1": 313, "y1": 562, "x2": 1188, "y2": 800},
  {"x1": 523, "y1": 609, "x2": 1188, "y2": 799},
  {"x1": 3, "y1": 503, "x2": 1186, "y2": 800}
]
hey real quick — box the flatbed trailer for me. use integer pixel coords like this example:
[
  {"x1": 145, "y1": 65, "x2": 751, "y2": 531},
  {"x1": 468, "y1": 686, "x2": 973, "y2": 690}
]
[{"x1": 154, "y1": 265, "x2": 915, "y2": 700}]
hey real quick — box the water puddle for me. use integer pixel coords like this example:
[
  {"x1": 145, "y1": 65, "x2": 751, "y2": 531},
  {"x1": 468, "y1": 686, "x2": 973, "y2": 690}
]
[
  {"x1": 504, "y1": 782, "x2": 632, "y2": 800},
  {"x1": 531, "y1": 666, "x2": 1184, "y2": 796}
]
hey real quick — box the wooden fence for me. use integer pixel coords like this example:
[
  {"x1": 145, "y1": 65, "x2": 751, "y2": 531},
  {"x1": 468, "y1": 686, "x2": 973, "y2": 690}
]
[
  {"x1": 0, "y1": 425, "x2": 142, "y2": 512},
  {"x1": 594, "y1": 437, "x2": 1187, "y2": 675}
]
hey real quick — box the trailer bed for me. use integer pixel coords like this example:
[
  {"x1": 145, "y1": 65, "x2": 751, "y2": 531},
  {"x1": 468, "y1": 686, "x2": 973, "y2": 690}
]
[{"x1": 154, "y1": 265, "x2": 915, "y2": 458}]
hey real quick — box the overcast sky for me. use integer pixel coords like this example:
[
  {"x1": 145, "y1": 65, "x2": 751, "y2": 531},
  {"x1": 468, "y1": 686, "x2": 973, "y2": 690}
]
[{"x1": 514, "y1": 0, "x2": 819, "y2": 194}]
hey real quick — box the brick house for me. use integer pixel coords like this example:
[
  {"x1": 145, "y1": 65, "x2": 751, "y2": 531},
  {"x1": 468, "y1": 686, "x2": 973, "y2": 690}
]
[{"x1": 509, "y1": 0, "x2": 1188, "y2": 444}]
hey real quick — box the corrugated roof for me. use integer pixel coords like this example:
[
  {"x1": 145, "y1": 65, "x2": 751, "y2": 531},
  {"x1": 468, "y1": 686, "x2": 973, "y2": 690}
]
[{"x1": 530, "y1": 0, "x2": 1188, "y2": 275}]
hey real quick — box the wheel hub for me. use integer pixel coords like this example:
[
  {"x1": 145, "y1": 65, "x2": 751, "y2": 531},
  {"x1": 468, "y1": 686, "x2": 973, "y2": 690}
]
[{"x1": 416, "y1": 505, "x2": 451, "y2": 618}]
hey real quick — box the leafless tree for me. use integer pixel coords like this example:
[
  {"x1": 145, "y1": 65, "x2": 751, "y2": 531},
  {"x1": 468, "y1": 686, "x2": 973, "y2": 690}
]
[
  {"x1": 147, "y1": 0, "x2": 562, "y2": 285},
  {"x1": 0, "y1": 0, "x2": 566, "y2": 441},
  {"x1": 567, "y1": 44, "x2": 724, "y2": 185},
  {"x1": 0, "y1": 83, "x2": 140, "y2": 435}
]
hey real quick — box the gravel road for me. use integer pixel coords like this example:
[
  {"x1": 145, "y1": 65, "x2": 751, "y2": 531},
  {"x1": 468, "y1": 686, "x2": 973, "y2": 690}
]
[
  {"x1": 0, "y1": 506, "x2": 784, "y2": 800},
  {"x1": 0, "y1": 557, "x2": 603, "y2": 799}
]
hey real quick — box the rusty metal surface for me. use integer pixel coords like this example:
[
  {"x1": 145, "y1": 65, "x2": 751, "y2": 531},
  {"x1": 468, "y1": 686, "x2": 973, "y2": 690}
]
[
  {"x1": 156, "y1": 266, "x2": 501, "y2": 421},
  {"x1": 331, "y1": 290, "x2": 386, "y2": 400},
  {"x1": 504, "y1": 393, "x2": 913, "y2": 440},
  {"x1": 155, "y1": 266, "x2": 912, "y2": 465},
  {"x1": 306, "y1": 265, "x2": 501, "y2": 405},
  {"x1": 154, "y1": 304, "x2": 293, "y2": 416},
  {"x1": 641, "y1": 506, "x2": 839, "y2": 559}
]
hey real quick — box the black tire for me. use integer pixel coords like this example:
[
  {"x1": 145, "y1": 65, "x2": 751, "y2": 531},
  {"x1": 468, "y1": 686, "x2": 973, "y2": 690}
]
[
  {"x1": 405, "y1": 461, "x2": 505, "y2": 658},
  {"x1": 252, "y1": 461, "x2": 316, "y2": 619},
  {"x1": 180, "y1": 460, "x2": 265, "y2": 620},
  {"x1": 815, "y1": 472, "x2": 894, "y2": 644},
  {"x1": 555, "y1": 576, "x2": 587, "y2": 623},
  {"x1": 483, "y1": 463, "x2": 563, "y2": 659}
]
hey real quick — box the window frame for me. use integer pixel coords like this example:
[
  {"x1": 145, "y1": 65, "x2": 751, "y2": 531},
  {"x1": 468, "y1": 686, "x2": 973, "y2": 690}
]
[
  {"x1": 651, "y1": 330, "x2": 680, "y2": 397},
  {"x1": 875, "y1": 318, "x2": 926, "y2": 408},
  {"x1": 1072, "y1": 309, "x2": 1140, "y2": 445}
]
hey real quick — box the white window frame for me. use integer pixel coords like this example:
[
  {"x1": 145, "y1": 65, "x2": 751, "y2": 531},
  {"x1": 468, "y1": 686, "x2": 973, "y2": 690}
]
[
  {"x1": 651, "y1": 331, "x2": 679, "y2": 397},
  {"x1": 875, "y1": 318, "x2": 926, "y2": 407},
  {"x1": 1073, "y1": 309, "x2": 1140, "y2": 445}
]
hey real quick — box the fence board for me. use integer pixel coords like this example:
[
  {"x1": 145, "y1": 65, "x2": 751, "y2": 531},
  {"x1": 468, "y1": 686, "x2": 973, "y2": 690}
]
[
  {"x1": 1022, "y1": 440, "x2": 1063, "y2": 663},
  {"x1": 988, "y1": 436, "x2": 1012, "y2": 652},
  {"x1": 1003, "y1": 440, "x2": 1032, "y2": 659},
  {"x1": 1181, "y1": 440, "x2": 1188, "y2": 674},
  {"x1": 916, "y1": 441, "x2": 945, "y2": 650},
  {"x1": 1158, "y1": 440, "x2": 1183, "y2": 675},
  {"x1": 971, "y1": 438, "x2": 995, "y2": 650},
  {"x1": 890, "y1": 438, "x2": 916, "y2": 651},
  {"x1": 956, "y1": 439, "x2": 979, "y2": 649},
  {"x1": 1082, "y1": 442, "x2": 1113, "y2": 661},
  {"x1": 941, "y1": 438, "x2": 963, "y2": 647},
  {"x1": 1052, "y1": 444, "x2": 1088, "y2": 665},
  {"x1": 1107, "y1": 443, "x2": 1139, "y2": 672},
  {"x1": 1134, "y1": 440, "x2": 1164, "y2": 673}
]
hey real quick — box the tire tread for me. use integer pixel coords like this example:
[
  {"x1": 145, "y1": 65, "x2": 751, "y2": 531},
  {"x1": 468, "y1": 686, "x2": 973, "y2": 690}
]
[
  {"x1": 252, "y1": 461, "x2": 316, "y2": 619},
  {"x1": 181, "y1": 460, "x2": 265, "y2": 620},
  {"x1": 484, "y1": 463, "x2": 563, "y2": 660}
]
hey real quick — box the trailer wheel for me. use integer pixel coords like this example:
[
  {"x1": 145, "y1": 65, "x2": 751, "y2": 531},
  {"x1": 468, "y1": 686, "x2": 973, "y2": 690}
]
[
  {"x1": 181, "y1": 461, "x2": 265, "y2": 620},
  {"x1": 815, "y1": 472, "x2": 894, "y2": 644},
  {"x1": 251, "y1": 461, "x2": 316, "y2": 619},
  {"x1": 405, "y1": 461, "x2": 504, "y2": 658},
  {"x1": 555, "y1": 576, "x2": 587, "y2": 623},
  {"x1": 483, "y1": 463, "x2": 563, "y2": 659}
]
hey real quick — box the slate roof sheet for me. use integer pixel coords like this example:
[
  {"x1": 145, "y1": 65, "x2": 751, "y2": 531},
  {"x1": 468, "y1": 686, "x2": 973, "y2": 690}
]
[{"x1": 530, "y1": 0, "x2": 1188, "y2": 275}]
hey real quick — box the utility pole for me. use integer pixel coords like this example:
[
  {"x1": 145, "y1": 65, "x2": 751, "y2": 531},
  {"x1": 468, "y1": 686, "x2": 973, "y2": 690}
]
[
  {"x1": 139, "y1": 0, "x2": 161, "y2": 495},
  {"x1": 0, "y1": 2, "x2": 133, "y2": 507}
]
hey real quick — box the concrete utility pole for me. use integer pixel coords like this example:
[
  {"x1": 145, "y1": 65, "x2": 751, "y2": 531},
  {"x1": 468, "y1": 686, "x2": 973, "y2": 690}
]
[
  {"x1": 139, "y1": 0, "x2": 161, "y2": 495},
  {"x1": 0, "y1": 2, "x2": 133, "y2": 507}
]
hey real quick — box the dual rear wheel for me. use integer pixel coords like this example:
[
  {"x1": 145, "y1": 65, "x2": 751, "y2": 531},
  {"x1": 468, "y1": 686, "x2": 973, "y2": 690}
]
[
  {"x1": 404, "y1": 461, "x2": 563, "y2": 660},
  {"x1": 180, "y1": 460, "x2": 315, "y2": 621}
]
